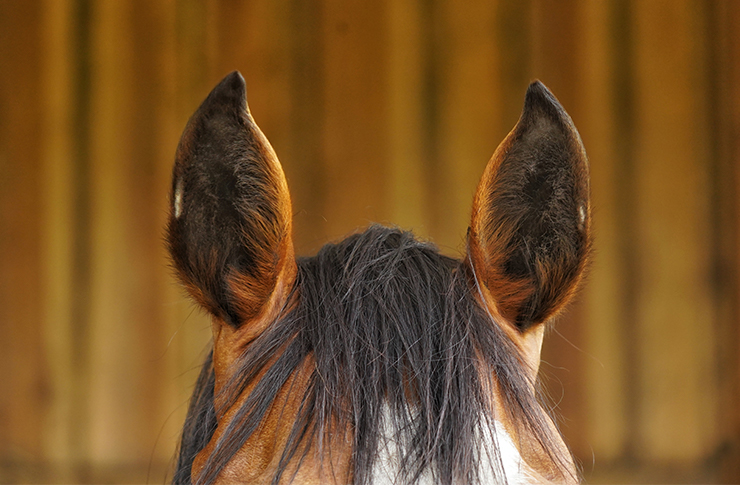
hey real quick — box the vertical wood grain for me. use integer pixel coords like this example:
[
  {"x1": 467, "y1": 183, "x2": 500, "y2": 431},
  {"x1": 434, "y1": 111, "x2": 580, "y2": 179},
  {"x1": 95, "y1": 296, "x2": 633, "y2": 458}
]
[
  {"x1": 40, "y1": 0, "x2": 79, "y2": 478},
  {"x1": 710, "y1": 1, "x2": 740, "y2": 481},
  {"x1": 285, "y1": 0, "x2": 326, "y2": 255},
  {"x1": 0, "y1": 0, "x2": 46, "y2": 469},
  {"x1": 579, "y1": 0, "x2": 630, "y2": 464},
  {"x1": 387, "y1": 0, "x2": 432, "y2": 238},
  {"x1": 729, "y1": 4, "x2": 740, "y2": 480},
  {"x1": 432, "y1": 0, "x2": 500, "y2": 254},
  {"x1": 495, "y1": 0, "x2": 532, "y2": 127},
  {"x1": 211, "y1": 0, "x2": 293, "y2": 148},
  {"x1": 632, "y1": 0, "x2": 718, "y2": 462},
  {"x1": 321, "y1": 1, "x2": 390, "y2": 240},
  {"x1": 86, "y1": 0, "x2": 180, "y2": 466}
]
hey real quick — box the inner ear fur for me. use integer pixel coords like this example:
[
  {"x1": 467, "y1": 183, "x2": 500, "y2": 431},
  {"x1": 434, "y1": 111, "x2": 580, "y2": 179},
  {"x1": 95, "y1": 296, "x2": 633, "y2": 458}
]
[
  {"x1": 469, "y1": 81, "x2": 591, "y2": 332},
  {"x1": 167, "y1": 71, "x2": 295, "y2": 326}
]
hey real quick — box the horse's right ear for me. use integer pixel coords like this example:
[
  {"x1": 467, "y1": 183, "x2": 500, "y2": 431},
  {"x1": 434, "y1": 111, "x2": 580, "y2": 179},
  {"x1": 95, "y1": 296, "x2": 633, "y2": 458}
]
[
  {"x1": 167, "y1": 71, "x2": 295, "y2": 326},
  {"x1": 468, "y1": 81, "x2": 591, "y2": 334}
]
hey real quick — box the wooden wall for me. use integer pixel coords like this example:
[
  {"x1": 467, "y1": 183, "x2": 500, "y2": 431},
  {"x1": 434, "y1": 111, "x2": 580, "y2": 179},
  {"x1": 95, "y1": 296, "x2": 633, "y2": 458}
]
[{"x1": 0, "y1": 0, "x2": 738, "y2": 483}]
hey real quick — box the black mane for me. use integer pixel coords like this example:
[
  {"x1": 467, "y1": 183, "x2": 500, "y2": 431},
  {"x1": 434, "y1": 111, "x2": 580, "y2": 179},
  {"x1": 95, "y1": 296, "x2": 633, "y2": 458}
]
[{"x1": 174, "y1": 225, "x2": 571, "y2": 485}]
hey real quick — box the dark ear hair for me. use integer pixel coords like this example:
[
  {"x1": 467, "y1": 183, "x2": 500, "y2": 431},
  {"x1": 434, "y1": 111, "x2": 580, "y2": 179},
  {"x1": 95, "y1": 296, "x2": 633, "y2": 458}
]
[
  {"x1": 468, "y1": 81, "x2": 591, "y2": 332},
  {"x1": 167, "y1": 71, "x2": 295, "y2": 326}
]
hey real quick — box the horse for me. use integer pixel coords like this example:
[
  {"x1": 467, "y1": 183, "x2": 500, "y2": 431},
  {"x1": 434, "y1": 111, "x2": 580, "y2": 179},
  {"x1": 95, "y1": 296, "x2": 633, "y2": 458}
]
[{"x1": 167, "y1": 71, "x2": 591, "y2": 485}]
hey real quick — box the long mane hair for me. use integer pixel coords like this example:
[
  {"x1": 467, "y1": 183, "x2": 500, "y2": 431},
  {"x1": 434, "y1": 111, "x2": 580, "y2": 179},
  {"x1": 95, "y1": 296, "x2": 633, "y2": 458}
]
[{"x1": 173, "y1": 226, "x2": 574, "y2": 485}]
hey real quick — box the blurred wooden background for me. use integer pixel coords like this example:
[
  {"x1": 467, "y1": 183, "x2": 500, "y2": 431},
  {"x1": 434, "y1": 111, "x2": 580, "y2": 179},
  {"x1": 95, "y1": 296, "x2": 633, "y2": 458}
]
[{"x1": 1, "y1": 0, "x2": 739, "y2": 483}]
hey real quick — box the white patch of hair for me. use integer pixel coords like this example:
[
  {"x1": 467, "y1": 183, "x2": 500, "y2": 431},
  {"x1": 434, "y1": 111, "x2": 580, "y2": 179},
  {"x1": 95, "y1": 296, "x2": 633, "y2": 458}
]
[
  {"x1": 372, "y1": 406, "x2": 531, "y2": 485},
  {"x1": 174, "y1": 178, "x2": 184, "y2": 219}
]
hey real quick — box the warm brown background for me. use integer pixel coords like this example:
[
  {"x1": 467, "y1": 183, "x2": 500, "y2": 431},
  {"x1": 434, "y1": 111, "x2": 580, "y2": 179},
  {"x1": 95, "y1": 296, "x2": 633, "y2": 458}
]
[{"x1": 1, "y1": 0, "x2": 739, "y2": 483}]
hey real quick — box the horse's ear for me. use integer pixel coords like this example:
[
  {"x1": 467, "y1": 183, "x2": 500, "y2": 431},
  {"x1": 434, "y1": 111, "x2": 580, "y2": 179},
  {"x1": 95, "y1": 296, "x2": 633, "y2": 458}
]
[
  {"x1": 468, "y1": 81, "x2": 591, "y2": 333},
  {"x1": 167, "y1": 71, "x2": 295, "y2": 326}
]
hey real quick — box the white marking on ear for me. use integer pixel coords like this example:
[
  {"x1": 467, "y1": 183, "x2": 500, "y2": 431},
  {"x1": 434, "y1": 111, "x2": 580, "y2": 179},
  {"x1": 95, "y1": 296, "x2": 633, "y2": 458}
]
[
  {"x1": 174, "y1": 178, "x2": 183, "y2": 219},
  {"x1": 578, "y1": 205, "x2": 586, "y2": 231}
]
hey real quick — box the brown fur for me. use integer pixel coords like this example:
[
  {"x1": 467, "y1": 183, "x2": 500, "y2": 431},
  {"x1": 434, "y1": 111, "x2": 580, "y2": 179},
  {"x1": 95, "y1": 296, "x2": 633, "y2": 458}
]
[{"x1": 194, "y1": 355, "x2": 352, "y2": 484}]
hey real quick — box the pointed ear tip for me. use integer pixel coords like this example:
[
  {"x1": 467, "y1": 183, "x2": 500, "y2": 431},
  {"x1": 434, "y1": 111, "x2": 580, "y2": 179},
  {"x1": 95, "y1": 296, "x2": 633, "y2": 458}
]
[
  {"x1": 208, "y1": 70, "x2": 248, "y2": 107},
  {"x1": 521, "y1": 80, "x2": 578, "y2": 133},
  {"x1": 527, "y1": 79, "x2": 547, "y2": 92},
  {"x1": 224, "y1": 70, "x2": 246, "y2": 87},
  {"x1": 524, "y1": 80, "x2": 559, "y2": 108}
]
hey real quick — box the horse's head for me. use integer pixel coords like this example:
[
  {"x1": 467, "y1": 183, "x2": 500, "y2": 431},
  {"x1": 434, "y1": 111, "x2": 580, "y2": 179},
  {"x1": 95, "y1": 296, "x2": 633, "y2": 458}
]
[{"x1": 168, "y1": 71, "x2": 590, "y2": 485}]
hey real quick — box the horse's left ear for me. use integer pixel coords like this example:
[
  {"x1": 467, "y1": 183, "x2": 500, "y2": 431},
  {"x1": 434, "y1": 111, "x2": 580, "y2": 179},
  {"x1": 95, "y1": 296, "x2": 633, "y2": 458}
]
[
  {"x1": 468, "y1": 81, "x2": 591, "y2": 338},
  {"x1": 167, "y1": 71, "x2": 295, "y2": 327}
]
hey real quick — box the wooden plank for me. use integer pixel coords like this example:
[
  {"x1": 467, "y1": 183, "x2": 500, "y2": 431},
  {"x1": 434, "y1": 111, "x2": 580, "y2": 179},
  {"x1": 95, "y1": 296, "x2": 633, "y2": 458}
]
[
  {"x1": 729, "y1": 3, "x2": 740, "y2": 480},
  {"x1": 387, "y1": 0, "x2": 432, "y2": 238},
  {"x1": 431, "y1": 0, "x2": 500, "y2": 254},
  {"x1": 601, "y1": 0, "x2": 644, "y2": 469},
  {"x1": 85, "y1": 0, "x2": 180, "y2": 467},
  {"x1": 174, "y1": 0, "x2": 213, "y2": 115},
  {"x1": 710, "y1": 1, "x2": 740, "y2": 481},
  {"x1": 61, "y1": 0, "x2": 95, "y2": 476},
  {"x1": 632, "y1": 0, "x2": 718, "y2": 462},
  {"x1": 282, "y1": 0, "x2": 327, "y2": 255},
  {"x1": 85, "y1": 0, "x2": 133, "y2": 462},
  {"x1": 127, "y1": 0, "x2": 187, "y2": 470},
  {"x1": 495, "y1": 0, "x2": 533, "y2": 125},
  {"x1": 39, "y1": 0, "x2": 78, "y2": 477},
  {"x1": 321, "y1": 1, "x2": 390, "y2": 240},
  {"x1": 0, "y1": 0, "x2": 47, "y2": 467},
  {"x1": 211, "y1": 0, "x2": 293, "y2": 148},
  {"x1": 578, "y1": 0, "x2": 630, "y2": 465}
]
